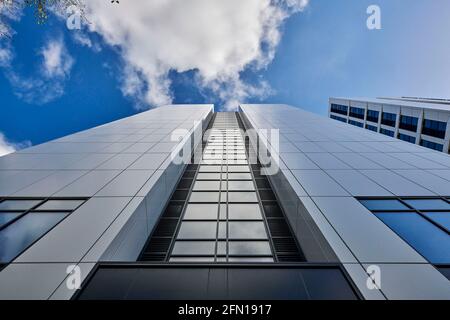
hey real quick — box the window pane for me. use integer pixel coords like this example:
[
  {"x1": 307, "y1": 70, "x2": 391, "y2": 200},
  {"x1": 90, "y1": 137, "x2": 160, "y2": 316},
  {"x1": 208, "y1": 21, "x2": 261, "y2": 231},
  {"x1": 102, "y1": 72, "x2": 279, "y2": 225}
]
[
  {"x1": 169, "y1": 257, "x2": 214, "y2": 262},
  {"x1": 228, "y1": 166, "x2": 250, "y2": 173},
  {"x1": 36, "y1": 200, "x2": 85, "y2": 211},
  {"x1": 228, "y1": 181, "x2": 255, "y2": 191},
  {"x1": 199, "y1": 166, "x2": 221, "y2": 173},
  {"x1": 0, "y1": 200, "x2": 41, "y2": 211},
  {"x1": 0, "y1": 212, "x2": 68, "y2": 262},
  {"x1": 189, "y1": 192, "x2": 220, "y2": 203},
  {"x1": 171, "y1": 241, "x2": 215, "y2": 256},
  {"x1": 0, "y1": 212, "x2": 22, "y2": 228},
  {"x1": 376, "y1": 212, "x2": 450, "y2": 264},
  {"x1": 403, "y1": 199, "x2": 450, "y2": 211},
  {"x1": 183, "y1": 204, "x2": 218, "y2": 220},
  {"x1": 228, "y1": 257, "x2": 274, "y2": 263},
  {"x1": 217, "y1": 241, "x2": 226, "y2": 255},
  {"x1": 229, "y1": 204, "x2": 262, "y2": 220},
  {"x1": 228, "y1": 173, "x2": 252, "y2": 180},
  {"x1": 196, "y1": 173, "x2": 221, "y2": 180},
  {"x1": 177, "y1": 222, "x2": 217, "y2": 239},
  {"x1": 229, "y1": 222, "x2": 268, "y2": 239},
  {"x1": 228, "y1": 192, "x2": 258, "y2": 203},
  {"x1": 228, "y1": 241, "x2": 272, "y2": 256},
  {"x1": 192, "y1": 181, "x2": 221, "y2": 191},
  {"x1": 218, "y1": 222, "x2": 227, "y2": 239},
  {"x1": 360, "y1": 199, "x2": 409, "y2": 211},
  {"x1": 422, "y1": 212, "x2": 450, "y2": 232}
]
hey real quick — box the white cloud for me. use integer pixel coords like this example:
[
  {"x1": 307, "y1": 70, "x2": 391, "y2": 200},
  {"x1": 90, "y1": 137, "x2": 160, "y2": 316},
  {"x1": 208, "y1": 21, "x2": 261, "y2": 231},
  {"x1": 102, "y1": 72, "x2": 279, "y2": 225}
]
[
  {"x1": 40, "y1": 38, "x2": 74, "y2": 77},
  {"x1": 84, "y1": 0, "x2": 309, "y2": 110},
  {"x1": 0, "y1": 36, "x2": 74, "y2": 105},
  {"x1": 0, "y1": 132, "x2": 30, "y2": 157}
]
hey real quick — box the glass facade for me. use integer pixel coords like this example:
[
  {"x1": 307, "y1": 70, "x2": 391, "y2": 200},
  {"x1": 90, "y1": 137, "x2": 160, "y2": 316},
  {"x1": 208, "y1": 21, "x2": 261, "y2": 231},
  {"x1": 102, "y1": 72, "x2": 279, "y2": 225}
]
[
  {"x1": 349, "y1": 120, "x2": 364, "y2": 128},
  {"x1": 359, "y1": 197, "x2": 450, "y2": 264},
  {"x1": 349, "y1": 107, "x2": 365, "y2": 120},
  {"x1": 380, "y1": 128, "x2": 395, "y2": 137},
  {"x1": 399, "y1": 115, "x2": 419, "y2": 132},
  {"x1": 420, "y1": 139, "x2": 444, "y2": 152},
  {"x1": 366, "y1": 124, "x2": 378, "y2": 132},
  {"x1": 330, "y1": 115, "x2": 347, "y2": 123},
  {"x1": 330, "y1": 104, "x2": 348, "y2": 116},
  {"x1": 366, "y1": 110, "x2": 379, "y2": 123},
  {"x1": 422, "y1": 119, "x2": 447, "y2": 139},
  {"x1": 0, "y1": 198, "x2": 87, "y2": 263},
  {"x1": 398, "y1": 133, "x2": 416, "y2": 144},
  {"x1": 381, "y1": 112, "x2": 397, "y2": 127}
]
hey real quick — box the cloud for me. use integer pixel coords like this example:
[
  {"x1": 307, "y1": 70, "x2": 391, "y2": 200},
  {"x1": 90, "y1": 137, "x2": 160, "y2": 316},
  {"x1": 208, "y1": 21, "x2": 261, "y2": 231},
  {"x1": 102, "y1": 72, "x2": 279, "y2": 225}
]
[
  {"x1": 0, "y1": 132, "x2": 30, "y2": 157},
  {"x1": 0, "y1": 36, "x2": 74, "y2": 105},
  {"x1": 40, "y1": 38, "x2": 74, "y2": 77},
  {"x1": 84, "y1": 0, "x2": 309, "y2": 110}
]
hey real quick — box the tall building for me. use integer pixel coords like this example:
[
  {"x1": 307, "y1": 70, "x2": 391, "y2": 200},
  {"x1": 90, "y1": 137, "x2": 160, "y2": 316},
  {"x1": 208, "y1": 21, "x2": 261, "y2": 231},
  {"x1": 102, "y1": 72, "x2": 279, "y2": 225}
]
[
  {"x1": 329, "y1": 97, "x2": 450, "y2": 154},
  {"x1": 0, "y1": 104, "x2": 449, "y2": 300}
]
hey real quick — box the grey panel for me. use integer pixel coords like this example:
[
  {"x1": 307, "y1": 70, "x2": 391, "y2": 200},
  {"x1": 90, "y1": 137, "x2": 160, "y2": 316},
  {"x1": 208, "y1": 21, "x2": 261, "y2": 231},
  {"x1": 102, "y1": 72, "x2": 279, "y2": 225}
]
[
  {"x1": 361, "y1": 170, "x2": 435, "y2": 196},
  {"x1": 312, "y1": 197, "x2": 427, "y2": 263},
  {"x1": 292, "y1": 170, "x2": 349, "y2": 196},
  {"x1": 96, "y1": 170, "x2": 155, "y2": 197},
  {"x1": 362, "y1": 264, "x2": 450, "y2": 300},
  {"x1": 128, "y1": 153, "x2": 168, "y2": 170},
  {"x1": 280, "y1": 153, "x2": 319, "y2": 170},
  {"x1": 0, "y1": 170, "x2": 54, "y2": 196},
  {"x1": 394, "y1": 170, "x2": 450, "y2": 196},
  {"x1": 13, "y1": 170, "x2": 88, "y2": 197},
  {"x1": 55, "y1": 170, "x2": 121, "y2": 197},
  {"x1": 305, "y1": 153, "x2": 351, "y2": 170},
  {"x1": 96, "y1": 153, "x2": 141, "y2": 170},
  {"x1": 15, "y1": 197, "x2": 132, "y2": 263},
  {"x1": 326, "y1": 170, "x2": 393, "y2": 197}
]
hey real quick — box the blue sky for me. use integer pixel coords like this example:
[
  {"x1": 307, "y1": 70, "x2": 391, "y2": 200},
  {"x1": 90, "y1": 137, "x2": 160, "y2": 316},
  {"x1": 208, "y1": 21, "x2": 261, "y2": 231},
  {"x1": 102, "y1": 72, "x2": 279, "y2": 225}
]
[{"x1": 1, "y1": 0, "x2": 450, "y2": 151}]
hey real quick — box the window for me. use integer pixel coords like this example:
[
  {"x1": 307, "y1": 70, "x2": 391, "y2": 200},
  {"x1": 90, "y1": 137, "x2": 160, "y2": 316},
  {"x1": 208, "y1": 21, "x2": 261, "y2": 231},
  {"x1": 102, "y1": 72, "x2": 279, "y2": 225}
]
[
  {"x1": 228, "y1": 204, "x2": 263, "y2": 220},
  {"x1": 0, "y1": 198, "x2": 87, "y2": 263},
  {"x1": 422, "y1": 119, "x2": 447, "y2": 139},
  {"x1": 398, "y1": 133, "x2": 416, "y2": 144},
  {"x1": 359, "y1": 197, "x2": 450, "y2": 264},
  {"x1": 183, "y1": 204, "x2": 218, "y2": 220},
  {"x1": 229, "y1": 222, "x2": 268, "y2": 239},
  {"x1": 366, "y1": 124, "x2": 378, "y2": 132},
  {"x1": 381, "y1": 112, "x2": 397, "y2": 127},
  {"x1": 366, "y1": 110, "x2": 379, "y2": 123},
  {"x1": 177, "y1": 222, "x2": 218, "y2": 239},
  {"x1": 420, "y1": 139, "x2": 444, "y2": 152},
  {"x1": 228, "y1": 241, "x2": 272, "y2": 256},
  {"x1": 330, "y1": 115, "x2": 347, "y2": 123},
  {"x1": 349, "y1": 107, "x2": 365, "y2": 120},
  {"x1": 380, "y1": 128, "x2": 395, "y2": 137},
  {"x1": 349, "y1": 120, "x2": 364, "y2": 128},
  {"x1": 399, "y1": 115, "x2": 418, "y2": 132},
  {"x1": 330, "y1": 104, "x2": 348, "y2": 116}
]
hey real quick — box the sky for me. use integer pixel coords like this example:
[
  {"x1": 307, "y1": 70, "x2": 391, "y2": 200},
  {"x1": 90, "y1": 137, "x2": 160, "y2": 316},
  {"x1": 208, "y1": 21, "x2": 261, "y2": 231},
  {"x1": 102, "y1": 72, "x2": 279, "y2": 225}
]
[{"x1": 1, "y1": 0, "x2": 450, "y2": 155}]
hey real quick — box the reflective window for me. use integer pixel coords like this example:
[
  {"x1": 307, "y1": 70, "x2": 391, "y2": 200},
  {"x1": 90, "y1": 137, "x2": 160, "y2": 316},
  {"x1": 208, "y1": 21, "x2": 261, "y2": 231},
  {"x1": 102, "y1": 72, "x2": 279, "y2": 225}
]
[
  {"x1": 0, "y1": 200, "x2": 41, "y2": 211},
  {"x1": 403, "y1": 199, "x2": 450, "y2": 211},
  {"x1": 399, "y1": 115, "x2": 418, "y2": 132},
  {"x1": 330, "y1": 104, "x2": 348, "y2": 116},
  {"x1": 228, "y1": 166, "x2": 250, "y2": 173},
  {"x1": 183, "y1": 204, "x2": 218, "y2": 220},
  {"x1": 366, "y1": 124, "x2": 378, "y2": 132},
  {"x1": 228, "y1": 192, "x2": 258, "y2": 203},
  {"x1": 349, "y1": 107, "x2": 365, "y2": 120},
  {"x1": 422, "y1": 212, "x2": 450, "y2": 232},
  {"x1": 0, "y1": 213, "x2": 21, "y2": 228},
  {"x1": 0, "y1": 212, "x2": 68, "y2": 262},
  {"x1": 192, "y1": 181, "x2": 221, "y2": 191},
  {"x1": 380, "y1": 128, "x2": 395, "y2": 137},
  {"x1": 228, "y1": 173, "x2": 252, "y2": 180},
  {"x1": 196, "y1": 173, "x2": 221, "y2": 180},
  {"x1": 172, "y1": 241, "x2": 215, "y2": 256},
  {"x1": 229, "y1": 222, "x2": 268, "y2": 239},
  {"x1": 366, "y1": 110, "x2": 379, "y2": 123},
  {"x1": 381, "y1": 112, "x2": 396, "y2": 127},
  {"x1": 199, "y1": 166, "x2": 222, "y2": 173},
  {"x1": 360, "y1": 199, "x2": 409, "y2": 211},
  {"x1": 349, "y1": 120, "x2": 363, "y2": 128},
  {"x1": 422, "y1": 119, "x2": 447, "y2": 139},
  {"x1": 330, "y1": 115, "x2": 347, "y2": 123},
  {"x1": 189, "y1": 192, "x2": 220, "y2": 203},
  {"x1": 37, "y1": 200, "x2": 85, "y2": 211},
  {"x1": 376, "y1": 212, "x2": 450, "y2": 264},
  {"x1": 177, "y1": 222, "x2": 217, "y2": 239},
  {"x1": 227, "y1": 181, "x2": 255, "y2": 191},
  {"x1": 398, "y1": 133, "x2": 416, "y2": 144},
  {"x1": 228, "y1": 204, "x2": 262, "y2": 220},
  {"x1": 420, "y1": 139, "x2": 444, "y2": 152},
  {"x1": 228, "y1": 241, "x2": 272, "y2": 256}
]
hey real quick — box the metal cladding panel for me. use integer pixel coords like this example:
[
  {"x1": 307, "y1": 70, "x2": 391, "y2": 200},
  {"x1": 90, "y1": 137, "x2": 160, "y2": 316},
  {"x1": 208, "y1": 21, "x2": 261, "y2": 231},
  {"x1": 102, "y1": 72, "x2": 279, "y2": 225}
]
[
  {"x1": 240, "y1": 104, "x2": 450, "y2": 300},
  {"x1": 0, "y1": 105, "x2": 213, "y2": 299}
]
